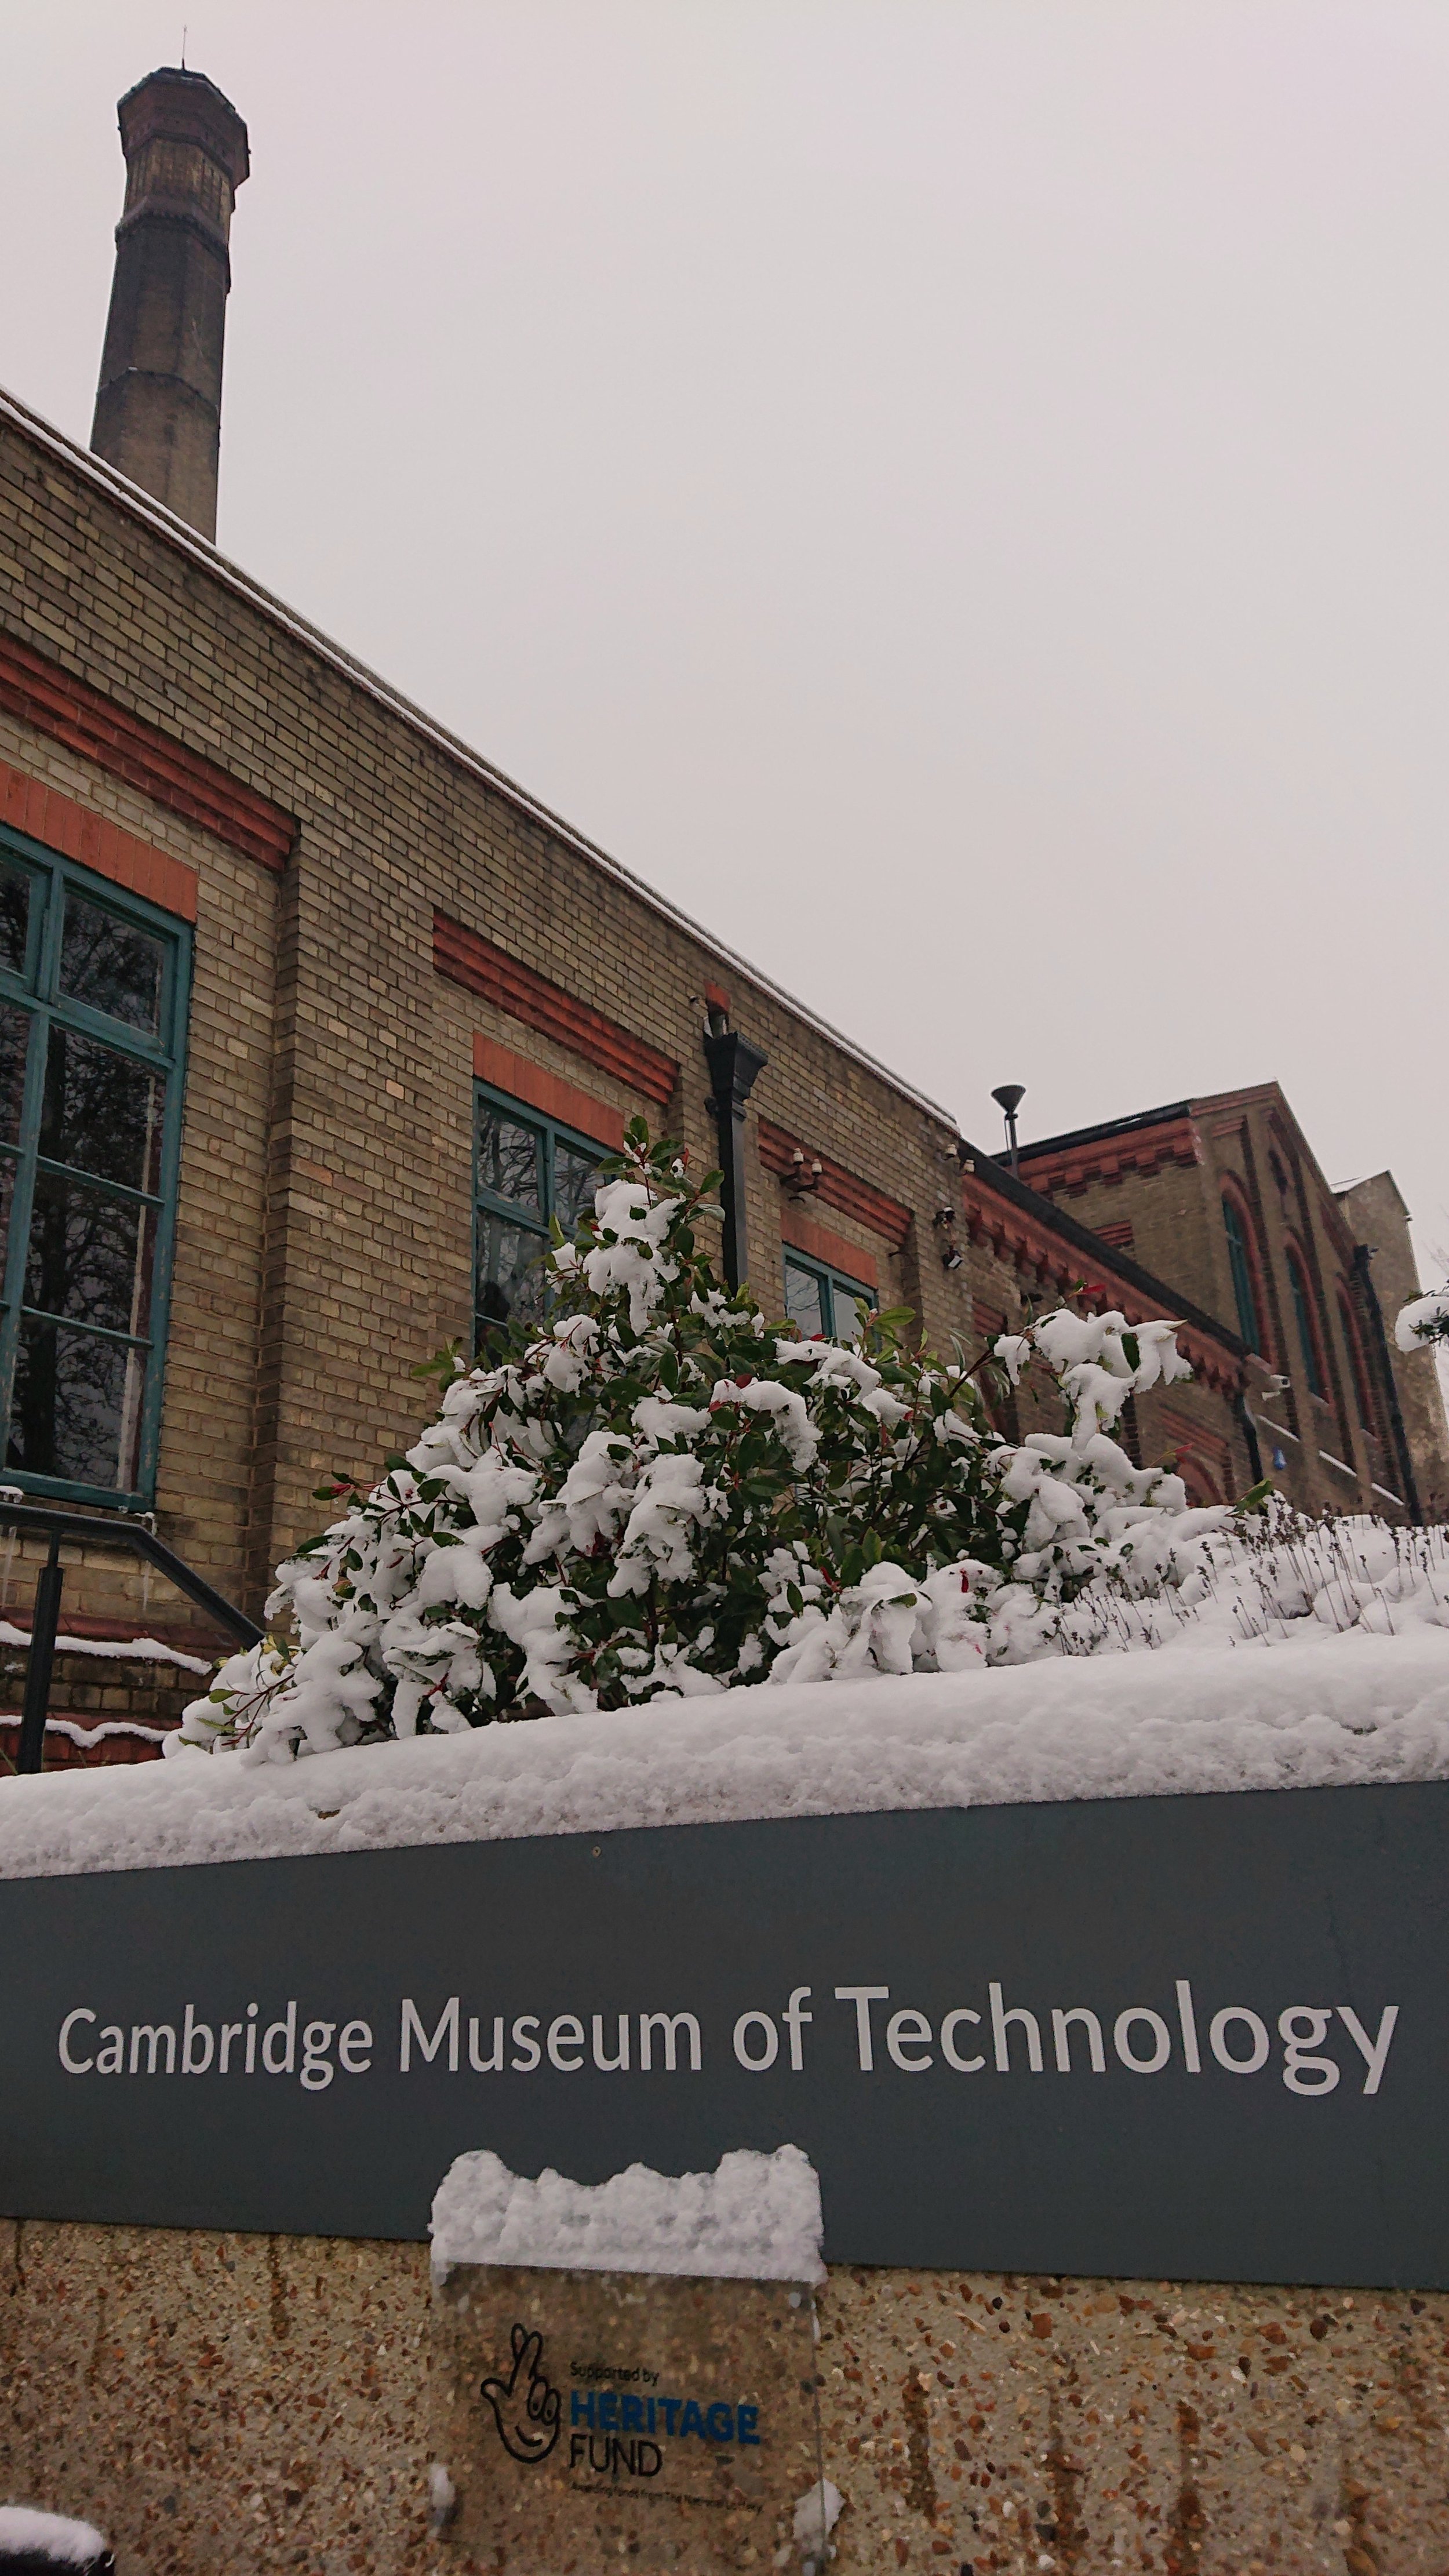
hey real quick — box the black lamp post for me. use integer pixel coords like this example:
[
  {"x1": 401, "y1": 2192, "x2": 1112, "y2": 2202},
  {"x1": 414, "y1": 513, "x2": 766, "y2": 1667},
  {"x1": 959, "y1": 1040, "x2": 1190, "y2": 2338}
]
[{"x1": 992, "y1": 1083, "x2": 1025, "y2": 1177}]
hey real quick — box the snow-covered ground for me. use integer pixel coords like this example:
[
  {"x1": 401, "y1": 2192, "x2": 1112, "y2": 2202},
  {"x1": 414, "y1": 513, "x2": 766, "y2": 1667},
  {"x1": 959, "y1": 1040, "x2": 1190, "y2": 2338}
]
[{"x1": 1, "y1": 1622, "x2": 1447, "y2": 1880}]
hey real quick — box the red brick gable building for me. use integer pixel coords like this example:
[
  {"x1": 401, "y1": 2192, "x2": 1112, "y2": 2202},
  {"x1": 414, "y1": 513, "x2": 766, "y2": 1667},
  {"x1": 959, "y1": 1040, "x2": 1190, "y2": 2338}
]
[{"x1": 1015, "y1": 1087, "x2": 1448, "y2": 1521}]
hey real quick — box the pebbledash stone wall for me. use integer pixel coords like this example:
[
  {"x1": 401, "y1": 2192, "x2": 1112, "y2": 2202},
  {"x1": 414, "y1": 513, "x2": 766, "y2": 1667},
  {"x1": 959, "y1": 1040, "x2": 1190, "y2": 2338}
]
[
  {"x1": 2, "y1": 2221, "x2": 1447, "y2": 2573},
  {"x1": 0, "y1": 393, "x2": 1256, "y2": 1660}
]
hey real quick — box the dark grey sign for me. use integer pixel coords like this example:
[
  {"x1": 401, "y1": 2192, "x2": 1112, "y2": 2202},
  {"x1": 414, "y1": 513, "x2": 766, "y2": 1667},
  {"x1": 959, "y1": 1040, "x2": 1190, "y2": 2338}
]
[{"x1": 1, "y1": 1782, "x2": 1445, "y2": 2287}]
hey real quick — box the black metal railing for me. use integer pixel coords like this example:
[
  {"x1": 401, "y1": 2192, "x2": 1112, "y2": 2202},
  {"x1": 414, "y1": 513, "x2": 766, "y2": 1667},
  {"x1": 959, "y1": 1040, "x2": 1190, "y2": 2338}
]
[{"x1": 0, "y1": 1501, "x2": 262, "y2": 1775}]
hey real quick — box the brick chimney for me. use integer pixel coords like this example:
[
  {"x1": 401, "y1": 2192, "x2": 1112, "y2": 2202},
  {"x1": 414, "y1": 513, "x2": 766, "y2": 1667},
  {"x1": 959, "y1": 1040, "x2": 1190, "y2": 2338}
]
[{"x1": 90, "y1": 67, "x2": 250, "y2": 543}]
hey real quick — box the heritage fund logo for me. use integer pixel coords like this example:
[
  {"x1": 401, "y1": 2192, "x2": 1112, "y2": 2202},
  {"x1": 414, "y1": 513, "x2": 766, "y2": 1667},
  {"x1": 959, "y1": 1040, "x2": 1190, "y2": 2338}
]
[
  {"x1": 480, "y1": 2324, "x2": 561, "y2": 2463},
  {"x1": 567, "y1": 2360, "x2": 762, "y2": 2483}
]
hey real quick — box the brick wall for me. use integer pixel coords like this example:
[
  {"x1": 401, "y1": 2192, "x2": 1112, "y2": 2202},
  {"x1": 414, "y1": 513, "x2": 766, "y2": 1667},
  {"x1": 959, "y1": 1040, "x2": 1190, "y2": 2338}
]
[
  {"x1": 0, "y1": 405, "x2": 1253, "y2": 1640},
  {"x1": 1020, "y1": 1088, "x2": 1449, "y2": 1520}
]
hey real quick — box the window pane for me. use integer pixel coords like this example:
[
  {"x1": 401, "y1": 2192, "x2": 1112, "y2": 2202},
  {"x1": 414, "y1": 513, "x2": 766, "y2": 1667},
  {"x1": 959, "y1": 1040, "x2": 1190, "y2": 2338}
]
[
  {"x1": 785, "y1": 1260, "x2": 826, "y2": 1338},
  {"x1": 477, "y1": 1102, "x2": 543, "y2": 1212},
  {"x1": 24, "y1": 1173, "x2": 156, "y2": 1339},
  {"x1": 59, "y1": 894, "x2": 164, "y2": 1033},
  {"x1": 552, "y1": 1140, "x2": 601, "y2": 1240},
  {"x1": 8, "y1": 1318, "x2": 145, "y2": 1490},
  {"x1": 1222, "y1": 1198, "x2": 1261, "y2": 1355},
  {"x1": 832, "y1": 1284, "x2": 871, "y2": 1342},
  {"x1": 475, "y1": 1214, "x2": 548, "y2": 1341},
  {"x1": 0, "y1": 1001, "x2": 31, "y2": 1147},
  {"x1": 0, "y1": 866, "x2": 30, "y2": 978},
  {"x1": 39, "y1": 1025, "x2": 165, "y2": 1192},
  {"x1": 1288, "y1": 1253, "x2": 1324, "y2": 1396}
]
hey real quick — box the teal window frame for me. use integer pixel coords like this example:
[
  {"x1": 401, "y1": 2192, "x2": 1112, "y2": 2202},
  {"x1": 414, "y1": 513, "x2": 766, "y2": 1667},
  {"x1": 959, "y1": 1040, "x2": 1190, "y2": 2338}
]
[
  {"x1": 782, "y1": 1249, "x2": 875, "y2": 1342},
  {"x1": 0, "y1": 821, "x2": 192, "y2": 1510},
  {"x1": 1286, "y1": 1243, "x2": 1326, "y2": 1398},
  {"x1": 1221, "y1": 1194, "x2": 1262, "y2": 1356},
  {"x1": 472, "y1": 1080, "x2": 607, "y2": 1351}
]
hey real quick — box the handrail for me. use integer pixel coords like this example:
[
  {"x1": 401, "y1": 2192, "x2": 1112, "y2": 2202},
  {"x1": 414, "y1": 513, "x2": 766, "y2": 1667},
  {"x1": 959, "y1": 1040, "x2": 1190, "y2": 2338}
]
[{"x1": 0, "y1": 1501, "x2": 261, "y2": 1775}]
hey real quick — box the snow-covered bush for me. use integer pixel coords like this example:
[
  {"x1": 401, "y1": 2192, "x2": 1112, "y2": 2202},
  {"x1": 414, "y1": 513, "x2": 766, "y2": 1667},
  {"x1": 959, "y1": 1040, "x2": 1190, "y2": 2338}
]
[
  {"x1": 1396, "y1": 1284, "x2": 1449, "y2": 1356},
  {"x1": 173, "y1": 1125, "x2": 1228, "y2": 1762}
]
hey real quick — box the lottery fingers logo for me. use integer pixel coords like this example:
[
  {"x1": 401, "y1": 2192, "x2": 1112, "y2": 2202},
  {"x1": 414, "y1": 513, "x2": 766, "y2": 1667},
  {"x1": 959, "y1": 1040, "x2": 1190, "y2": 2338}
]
[{"x1": 481, "y1": 2323, "x2": 562, "y2": 2464}]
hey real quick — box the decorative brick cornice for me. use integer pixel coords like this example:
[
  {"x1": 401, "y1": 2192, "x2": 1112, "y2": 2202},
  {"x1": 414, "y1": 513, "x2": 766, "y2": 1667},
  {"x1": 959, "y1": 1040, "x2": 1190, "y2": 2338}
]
[
  {"x1": 780, "y1": 1209, "x2": 879, "y2": 1290},
  {"x1": 472, "y1": 1035, "x2": 625, "y2": 1152},
  {"x1": 436, "y1": 912, "x2": 678, "y2": 1107},
  {"x1": 0, "y1": 628, "x2": 295, "y2": 873},
  {"x1": 757, "y1": 1119, "x2": 912, "y2": 1250},
  {"x1": 0, "y1": 756, "x2": 198, "y2": 921},
  {"x1": 1018, "y1": 1115, "x2": 1203, "y2": 1197},
  {"x1": 959, "y1": 1164, "x2": 1242, "y2": 1393}
]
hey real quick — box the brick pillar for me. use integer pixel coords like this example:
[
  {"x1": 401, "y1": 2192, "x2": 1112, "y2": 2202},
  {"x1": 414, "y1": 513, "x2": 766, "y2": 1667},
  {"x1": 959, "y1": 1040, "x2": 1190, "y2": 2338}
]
[{"x1": 90, "y1": 67, "x2": 250, "y2": 543}]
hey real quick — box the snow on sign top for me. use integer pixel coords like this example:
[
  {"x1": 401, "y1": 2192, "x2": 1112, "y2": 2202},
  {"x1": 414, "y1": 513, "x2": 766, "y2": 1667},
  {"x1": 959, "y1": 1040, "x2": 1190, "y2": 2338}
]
[
  {"x1": 429, "y1": 2146, "x2": 825, "y2": 2284},
  {"x1": 0, "y1": 1629, "x2": 1448, "y2": 1881}
]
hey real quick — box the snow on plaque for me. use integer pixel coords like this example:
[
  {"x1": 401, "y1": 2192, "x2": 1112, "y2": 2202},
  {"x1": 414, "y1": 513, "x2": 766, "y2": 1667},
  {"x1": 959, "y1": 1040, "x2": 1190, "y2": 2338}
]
[{"x1": 427, "y1": 2148, "x2": 828, "y2": 2572}]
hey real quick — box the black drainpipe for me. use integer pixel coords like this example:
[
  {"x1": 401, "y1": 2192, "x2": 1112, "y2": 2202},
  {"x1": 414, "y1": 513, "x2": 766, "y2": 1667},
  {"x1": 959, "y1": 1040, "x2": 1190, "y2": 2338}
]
[
  {"x1": 1233, "y1": 1385, "x2": 1263, "y2": 1488},
  {"x1": 1353, "y1": 1242, "x2": 1421, "y2": 1518},
  {"x1": 702, "y1": 1015, "x2": 767, "y2": 1294}
]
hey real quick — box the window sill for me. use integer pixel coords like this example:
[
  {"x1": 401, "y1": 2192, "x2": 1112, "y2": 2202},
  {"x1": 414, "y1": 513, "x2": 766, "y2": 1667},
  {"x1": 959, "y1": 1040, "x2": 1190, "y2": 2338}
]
[{"x1": 2, "y1": 1470, "x2": 151, "y2": 1515}]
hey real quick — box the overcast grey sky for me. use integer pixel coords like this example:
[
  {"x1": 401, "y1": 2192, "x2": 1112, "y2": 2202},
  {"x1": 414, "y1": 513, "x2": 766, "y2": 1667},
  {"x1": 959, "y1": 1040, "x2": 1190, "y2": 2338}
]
[{"x1": 3, "y1": 2, "x2": 1448, "y2": 1280}]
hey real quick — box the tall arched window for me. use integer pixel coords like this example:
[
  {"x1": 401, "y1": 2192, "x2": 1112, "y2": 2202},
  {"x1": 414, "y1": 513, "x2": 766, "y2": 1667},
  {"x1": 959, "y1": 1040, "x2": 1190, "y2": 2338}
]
[
  {"x1": 1222, "y1": 1194, "x2": 1262, "y2": 1354},
  {"x1": 1286, "y1": 1243, "x2": 1324, "y2": 1397},
  {"x1": 1338, "y1": 1289, "x2": 1376, "y2": 1433}
]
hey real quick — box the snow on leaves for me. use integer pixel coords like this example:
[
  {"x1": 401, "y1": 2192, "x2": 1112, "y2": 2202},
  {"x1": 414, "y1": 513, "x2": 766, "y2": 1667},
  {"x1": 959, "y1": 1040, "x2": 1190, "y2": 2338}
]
[{"x1": 173, "y1": 1125, "x2": 1226, "y2": 1763}]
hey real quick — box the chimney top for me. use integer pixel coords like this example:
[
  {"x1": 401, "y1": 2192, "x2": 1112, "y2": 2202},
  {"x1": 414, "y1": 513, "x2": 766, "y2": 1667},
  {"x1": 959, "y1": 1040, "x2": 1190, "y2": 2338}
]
[
  {"x1": 89, "y1": 63, "x2": 250, "y2": 541},
  {"x1": 116, "y1": 66, "x2": 250, "y2": 191}
]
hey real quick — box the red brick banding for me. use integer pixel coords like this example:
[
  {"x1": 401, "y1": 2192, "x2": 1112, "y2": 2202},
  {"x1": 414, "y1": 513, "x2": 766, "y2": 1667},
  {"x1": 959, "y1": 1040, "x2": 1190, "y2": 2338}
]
[
  {"x1": 758, "y1": 1119, "x2": 912, "y2": 1250},
  {"x1": 0, "y1": 756, "x2": 199, "y2": 920},
  {"x1": 437, "y1": 912, "x2": 678, "y2": 1106},
  {"x1": 0, "y1": 628, "x2": 294, "y2": 872},
  {"x1": 1019, "y1": 1116, "x2": 1203, "y2": 1196},
  {"x1": 472, "y1": 1035, "x2": 627, "y2": 1152},
  {"x1": 779, "y1": 1211, "x2": 879, "y2": 1290}
]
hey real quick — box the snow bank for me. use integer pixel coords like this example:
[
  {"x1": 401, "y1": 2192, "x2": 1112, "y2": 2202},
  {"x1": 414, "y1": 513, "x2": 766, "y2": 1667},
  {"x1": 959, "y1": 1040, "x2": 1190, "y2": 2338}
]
[
  {"x1": 0, "y1": 2507, "x2": 110, "y2": 2568},
  {"x1": 429, "y1": 2145, "x2": 824, "y2": 2284},
  {"x1": 2, "y1": 1628, "x2": 1448, "y2": 1881}
]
